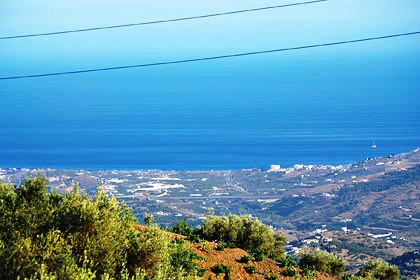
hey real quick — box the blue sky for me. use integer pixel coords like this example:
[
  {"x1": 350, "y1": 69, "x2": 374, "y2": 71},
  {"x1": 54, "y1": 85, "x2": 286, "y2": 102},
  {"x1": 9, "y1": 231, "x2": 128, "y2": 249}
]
[
  {"x1": 0, "y1": 0, "x2": 419, "y2": 108},
  {"x1": 0, "y1": 0, "x2": 419, "y2": 76}
]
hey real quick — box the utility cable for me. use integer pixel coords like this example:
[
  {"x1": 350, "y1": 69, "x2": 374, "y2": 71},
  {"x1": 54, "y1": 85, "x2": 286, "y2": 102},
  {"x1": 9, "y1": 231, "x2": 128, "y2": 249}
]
[
  {"x1": 0, "y1": 30, "x2": 419, "y2": 80},
  {"x1": 0, "y1": 0, "x2": 327, "y2": 40}
]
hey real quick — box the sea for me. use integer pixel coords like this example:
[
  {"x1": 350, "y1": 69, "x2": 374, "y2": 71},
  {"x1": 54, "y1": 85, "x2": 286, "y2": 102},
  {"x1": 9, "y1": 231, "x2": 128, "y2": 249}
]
[{"x1": 1, "y1": 51, "x2": 419, "y2": 170}]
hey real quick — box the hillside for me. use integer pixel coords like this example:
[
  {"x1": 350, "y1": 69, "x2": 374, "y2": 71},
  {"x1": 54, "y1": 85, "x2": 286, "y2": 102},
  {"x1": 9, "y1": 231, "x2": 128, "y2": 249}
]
[
  {"x1": 187, "y1": 239, "x2": 335, "y2": 280},
  {"x1": 0, "y1": 177, "x2": 346, "y2": 279},
  {"x1": 1, "y1": 148, "x2": 419, "y2": 276},
  {"x1": 2, "y1": 176, "x2": 402, "y2": 280},
  {"x1": 389, "y1": 251, "x2": 420, "y2": 280}
]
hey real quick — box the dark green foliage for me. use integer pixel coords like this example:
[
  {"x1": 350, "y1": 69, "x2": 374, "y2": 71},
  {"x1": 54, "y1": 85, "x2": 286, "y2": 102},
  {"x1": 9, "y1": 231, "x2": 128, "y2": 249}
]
[
  {"x1": 278, "y1": 255, "x2": 297, "y2": 267},
  {"x1": 266, "y1": 274, "x2": 278, "y2": 280},
  {"x1": 216, "y1": 241, "x2": 236, "y2": 249},
  {"x1": 282, "y1": 267, "x2": 297, "y2": 277},
  {"x1": 170, "y1": 243, "x2": 202, "y2": 276},
  {"x1": 299, "y1": 249, "x2": 345, "y2": 277},
  {"x1": 212, "y1": 263, "x2": 231, "y2": 276},
  {"x1": 171, "y1": 218, "x2": 203, "y2": 243},
  {"x1": 251, "y1": 248, "x2": 266, "y2": 261},
  {"x1": 196, "y1": 267, "x2": 206, "y2": 277},
  {"x1": 202, "y1": 214, "x2": 287, "y2": 260},
  {"x1": 301, "y1": 265, "x2": 315, "y2": 278},
  {"x1": 358, "y1": 258, "x2": 400, "y2": 280},
  {"x1": 216, "y1": 243, "x2": 225, "y2": 251},
  {"x1": 226, "y1": 242, "x2": 237, "y2": 248},
  {"x1": 224, "y1": 268, "x2": 232, "y2": 280},
  {"x1": 244, "y1": 265, "x2": 257, "y2": 274},
  {"x1": 172, "y1": 218, "x2": 194, "y2": 236},
  {"x1": 187, "y1": 234, "x2": 204, "y2": 243},
  {"x1": 238, "y1": 255, "x2": 252, "y2": 263},
  {"x1": 174, "y1": 237, "x2": 185, "y2": 244},
  {"x1": 0, "y1": 177, "x2": 200, "y2": 280}
]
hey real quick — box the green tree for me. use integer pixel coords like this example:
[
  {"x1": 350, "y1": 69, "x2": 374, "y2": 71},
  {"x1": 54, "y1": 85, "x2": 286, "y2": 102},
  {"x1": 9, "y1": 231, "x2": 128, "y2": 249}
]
[
  {"x1": 202, "y1": 214, "x2": 287, "y2": 259},
  {"x1": 0, "y1": 177, "x2": 200, "y2": 280},
  {"x1": 358, "y1": 259, "x2": 400, "y2": 280},
  {"x1": 299, "y1": 249, "x2": 345, "y2": 277}
]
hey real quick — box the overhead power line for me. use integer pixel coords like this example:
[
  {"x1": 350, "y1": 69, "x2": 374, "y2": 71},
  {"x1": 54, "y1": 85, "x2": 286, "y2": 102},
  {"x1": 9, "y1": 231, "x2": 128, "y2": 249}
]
[
  {"x1": 1, "y1": 31, "x2": 419, "y2": 81},
  {"x1": 0, "y1": 0, "x2": 327, "y2": 40}
]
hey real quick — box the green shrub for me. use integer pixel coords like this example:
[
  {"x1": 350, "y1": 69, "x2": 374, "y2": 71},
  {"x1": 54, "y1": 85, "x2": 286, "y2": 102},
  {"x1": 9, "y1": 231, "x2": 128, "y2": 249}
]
[
  {"x1": 174, "y1": 237, "x2": 185, "y2": 244},
  {"x1": 299, "y1": 249, "x2": 345, "y2": 277},
  {"x1": 187, "y1": 233, "x2": 204, "y2": 243},
  {"x1": 301, "y1": 264, "x2": 315, "y2": 279},
  {"x1": 266, "y1": 274, "x2": 278, "y2": 280},
  {"x1": 169, "y1": 243, "x2": 202, "y2": 275},
  {"x1": 202, "y1": 214, "x2": 287, "y2": 259},
  {"x1": 211, "y1": 263, "x2": 230, "y2": 276},
  {"x1": 0, "y1": 177, "x2": 199, "y2": 280},
  {"x1": 238, "y1": 255, "x2": 252, "y2": 263},
  {"x1": 196, "y1": 267, "x2": 206, "y2": 277},
  {"x1": 225, "y1": 242, "x2": 237, "y2": 249},
  {"x1": 224, "y1": 268, "x2": 232, "y2": 280},
  {"x1": 244, "y1": 265, "x2": 257, "y2": 274},
  {"x1": 251, "y1": 248, "x2": 266, "y2": 261},
  {"x1": 279, "y1": 255, "x2": 297, "y2": 267},
  {"x1": 171, "y1": 218, "x2": 203, "y2": 243},
  {"x1": 216, "y1": 243, "x2": 226, "y2": 251},
  {"x1": 358, "y1": 259, "x2": 400, "y2": 280},
  {"x1": 197, "y1": 242, "x2": 212, "y2": 253},
  {"x1": 282, "y1": 267, "x2": 297, "y2": 277},
  {"x1": 172, "y1": 218, "x2": 193, "y2": 236}
]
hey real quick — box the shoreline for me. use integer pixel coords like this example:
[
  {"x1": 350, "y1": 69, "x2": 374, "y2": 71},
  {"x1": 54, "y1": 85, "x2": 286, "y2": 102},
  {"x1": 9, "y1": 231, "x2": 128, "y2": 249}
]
[{"x1": 1, "y1": 147, "x2": 418, "y2": 173}]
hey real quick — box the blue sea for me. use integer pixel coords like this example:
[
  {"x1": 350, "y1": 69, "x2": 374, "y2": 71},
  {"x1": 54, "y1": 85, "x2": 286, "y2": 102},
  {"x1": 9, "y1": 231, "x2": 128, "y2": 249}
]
[{"x1": 1, "y1": 50, "x2": 419, "y2": 170}]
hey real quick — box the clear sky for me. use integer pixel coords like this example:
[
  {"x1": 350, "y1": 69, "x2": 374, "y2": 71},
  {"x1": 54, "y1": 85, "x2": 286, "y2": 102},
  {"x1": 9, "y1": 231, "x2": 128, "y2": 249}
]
[{"x1": 0, "y1": 0, "x2": 419, "y2": 76}]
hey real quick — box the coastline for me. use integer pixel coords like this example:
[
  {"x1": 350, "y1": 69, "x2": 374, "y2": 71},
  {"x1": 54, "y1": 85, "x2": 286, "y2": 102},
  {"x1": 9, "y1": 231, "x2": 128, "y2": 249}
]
[{"x1": 1, "y1": 147, "x2": 418, "y2": 173}]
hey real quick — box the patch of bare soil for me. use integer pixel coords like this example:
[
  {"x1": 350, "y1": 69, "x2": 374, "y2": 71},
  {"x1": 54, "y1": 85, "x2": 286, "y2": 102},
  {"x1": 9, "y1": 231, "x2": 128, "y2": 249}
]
[
  {"x1": 188, "y1": 241, "x2": 336, "y2": 280},
  {"x1": 134, "y1": 224, "x2": 337, "y2": 279}
]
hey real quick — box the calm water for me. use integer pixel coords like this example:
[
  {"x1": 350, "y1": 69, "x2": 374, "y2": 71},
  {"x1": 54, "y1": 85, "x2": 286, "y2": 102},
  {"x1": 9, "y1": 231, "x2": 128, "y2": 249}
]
[{"x1": 1, "y1": 53, "x2": 419, "y2": 170}]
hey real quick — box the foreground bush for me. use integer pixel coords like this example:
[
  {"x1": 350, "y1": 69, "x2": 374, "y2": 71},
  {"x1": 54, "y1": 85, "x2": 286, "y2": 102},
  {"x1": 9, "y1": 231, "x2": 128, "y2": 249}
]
[
  {"x1": 201, "y1": 214, "x2": 287, "y2": 260},
  {"x1": 278, "y1": 255, "x2": 297, "y2": 267},
  {"x1": 358, "y1": 259, "x2": 400, "y2": 280},
  {"x1": 299, "y1": 249, "x2": 345, "y2": 277},
  {"x1": 238, "y1": 255, "x2": 252, "y2": 263},
  {"x1": 211, "y1": 263, "x2": 231, "y2": 278},
  {"x1": 244, "y1": 265, "x2": 257, "y2": 274},
  {"x1": 0, "y1": 177, "x2": 200, "y2": 280},
  {"x1": 171, "y1": 218, "x2": 203, "y2": 243}
]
